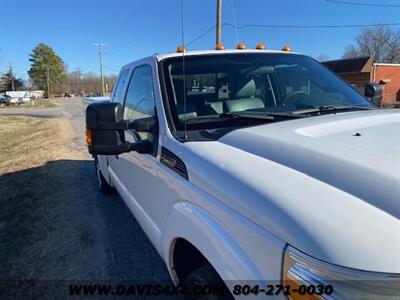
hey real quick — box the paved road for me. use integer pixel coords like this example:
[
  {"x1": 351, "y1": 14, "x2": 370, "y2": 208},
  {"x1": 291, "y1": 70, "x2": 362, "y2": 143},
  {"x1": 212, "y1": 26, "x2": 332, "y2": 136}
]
[
  {"x1": 0, "y1": 98, "x2": 171, "y2": 298},
  {"x1": 0, "y1": 105, "x2": 63, "y2": 118}
]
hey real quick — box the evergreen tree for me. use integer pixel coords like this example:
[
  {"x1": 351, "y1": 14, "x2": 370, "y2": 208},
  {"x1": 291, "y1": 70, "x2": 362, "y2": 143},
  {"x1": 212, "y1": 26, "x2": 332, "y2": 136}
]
[
  {"x1": 28, "y1": 43, "x2": 66, "y2": 97},
  {"x1": 0, "y1": 66, "x2": 24, "y2": 92}
]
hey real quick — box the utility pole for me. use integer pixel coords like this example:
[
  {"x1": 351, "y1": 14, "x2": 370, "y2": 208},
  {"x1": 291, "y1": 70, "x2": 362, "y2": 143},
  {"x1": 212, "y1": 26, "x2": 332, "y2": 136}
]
[
  {"x1": 42, "y1": 64, "x2": 50, "y2": 98},
  {"x1": 46, "y1": 66, "x2": 50, "y2": 98},
  {"x1": 77, "y1": 67, "x2": 84, "y2": 96},
  {"x1": 9, "y1": 63, "x2": 15, "y2": 91},
  {"x1": 216, "y1": 0, "x2": 222, "y2": 46},
  {"x1": 93, "y1": 43, "x2": 106, "y2": 96}
]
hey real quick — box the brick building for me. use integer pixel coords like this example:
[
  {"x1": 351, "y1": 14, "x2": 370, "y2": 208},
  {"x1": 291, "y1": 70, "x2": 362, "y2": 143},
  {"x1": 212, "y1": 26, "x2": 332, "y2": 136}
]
[{"x1": 323, "y1": 56, "x2": 400, "y2": 106}]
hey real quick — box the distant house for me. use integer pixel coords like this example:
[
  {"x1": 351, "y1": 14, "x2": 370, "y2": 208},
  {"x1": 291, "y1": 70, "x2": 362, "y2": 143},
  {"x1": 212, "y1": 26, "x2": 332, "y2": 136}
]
[
  {"x1": 4, "y1": 90, "x2": 44, "y2": 102},
  {"x1": 323, "y1": 57, "x2": 400, "y2": 106},
  {"x1": 4, "y1": 91, "x2": 30, "y2": 103},
  {"x1": 29, "y1": 90, "x2": 45, "y2": 99},
  {"x1": 5, "y1": 91, "x2": 29, "y2": 99}
]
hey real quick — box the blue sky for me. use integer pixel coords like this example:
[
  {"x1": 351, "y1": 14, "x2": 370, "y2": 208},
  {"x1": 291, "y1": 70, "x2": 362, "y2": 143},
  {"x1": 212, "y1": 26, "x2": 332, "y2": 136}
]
[{"x1": 1, "y1": 0, "x2": 399, "y2": 80}]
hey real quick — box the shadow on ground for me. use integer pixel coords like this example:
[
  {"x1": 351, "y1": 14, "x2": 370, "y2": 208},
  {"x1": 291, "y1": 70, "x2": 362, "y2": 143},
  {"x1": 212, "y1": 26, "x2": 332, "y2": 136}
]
[{"x1": 0, "y1": 160, "x2": 171, "y2": 297}]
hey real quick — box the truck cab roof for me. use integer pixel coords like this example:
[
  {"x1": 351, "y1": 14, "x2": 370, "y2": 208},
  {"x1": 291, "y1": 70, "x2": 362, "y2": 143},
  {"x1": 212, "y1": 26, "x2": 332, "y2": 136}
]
[
  {"x1": 153, "y1": 48, "x2": 298, "y2": 61},
  {"x1": 120, "y1": 48, "x2": 298, "y2": 70}
]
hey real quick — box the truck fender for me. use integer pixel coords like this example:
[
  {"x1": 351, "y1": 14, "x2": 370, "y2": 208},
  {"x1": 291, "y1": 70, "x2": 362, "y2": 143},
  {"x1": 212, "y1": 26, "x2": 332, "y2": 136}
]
[{"x1": 162, "y1": 202, "x2": 263, "y2": 284}]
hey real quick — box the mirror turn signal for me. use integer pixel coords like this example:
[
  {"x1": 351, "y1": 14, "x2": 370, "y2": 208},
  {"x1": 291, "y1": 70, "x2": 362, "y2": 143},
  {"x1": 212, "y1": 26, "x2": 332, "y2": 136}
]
[{"x1": 85, "y1": 129, "x2": 92, "y2": 146}]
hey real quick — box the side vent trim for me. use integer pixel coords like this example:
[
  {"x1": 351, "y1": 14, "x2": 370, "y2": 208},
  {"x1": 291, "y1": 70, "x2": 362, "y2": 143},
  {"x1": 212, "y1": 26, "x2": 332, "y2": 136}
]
[{"x1": 160, "y1": 147, "x2": 188, "y2": 180}]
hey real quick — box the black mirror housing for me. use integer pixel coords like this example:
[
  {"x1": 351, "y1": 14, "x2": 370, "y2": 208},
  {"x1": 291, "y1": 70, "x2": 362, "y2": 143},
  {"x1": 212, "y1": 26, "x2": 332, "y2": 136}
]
[
  {"x1": 86, "y1": 101, "x2": 124, "y2": 130},
  {"x1": 85, "y1": 101, "x2": 156, "y2": 156},
  {"x1": 364, "y1": 83, "x2": 383, "y2": 107},
  {"x1": 86, "y1": 101, "x2": 130, "y2": 155}
]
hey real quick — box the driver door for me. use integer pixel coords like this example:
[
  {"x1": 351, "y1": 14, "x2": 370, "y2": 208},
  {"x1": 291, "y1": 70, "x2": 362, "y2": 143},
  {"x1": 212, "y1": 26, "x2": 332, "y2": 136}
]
[{"x1": 108, "y1": 64, "x2": 164, "y2": 246}]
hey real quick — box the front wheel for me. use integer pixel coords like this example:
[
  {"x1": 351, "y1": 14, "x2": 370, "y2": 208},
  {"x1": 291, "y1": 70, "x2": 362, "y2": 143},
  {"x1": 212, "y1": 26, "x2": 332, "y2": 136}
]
[
  {"x1": 94, "y1": 156, "x2": 115, "y2": 194},
  {"x1": 184, "y1": 265, "x2": 233, "y2": 300}
]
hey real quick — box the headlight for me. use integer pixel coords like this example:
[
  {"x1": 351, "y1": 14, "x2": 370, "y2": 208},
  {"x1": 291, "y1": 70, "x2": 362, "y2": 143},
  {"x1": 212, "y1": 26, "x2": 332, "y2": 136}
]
[{"x1": 283, "y1": 246, "x2": 400, "y2": 299}]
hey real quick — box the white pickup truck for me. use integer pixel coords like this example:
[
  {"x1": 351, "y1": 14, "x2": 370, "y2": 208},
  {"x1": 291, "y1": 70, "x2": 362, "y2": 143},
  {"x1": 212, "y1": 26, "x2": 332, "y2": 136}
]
[{"x1": 85, "y1": 48, "x2": 400, "y2": 299}]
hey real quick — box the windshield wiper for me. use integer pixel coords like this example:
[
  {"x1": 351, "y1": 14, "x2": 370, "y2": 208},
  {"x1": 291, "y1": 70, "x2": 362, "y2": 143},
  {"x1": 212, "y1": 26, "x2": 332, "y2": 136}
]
[
  {"x1": 220, "y1": 111, "x2": 306, "y2": 120},
  {"x1": 183, "y1": 111, "x2": 303, "y2": 124},
  {"x1": 290, "y1": 105, "x2": 374, "y2": 115}
]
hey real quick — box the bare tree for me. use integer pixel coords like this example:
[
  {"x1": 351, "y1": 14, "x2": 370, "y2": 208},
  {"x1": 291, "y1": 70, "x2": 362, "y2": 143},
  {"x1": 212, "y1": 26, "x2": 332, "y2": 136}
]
[
  {"x1": 67, "y1": 70, "x2": 117, "y2": 96},
  {"x1": 0, "y1": 48, "x2": 3, "y2": 68},
  {"x1": 0, "y1": 49, "x2": 4, "y2": 91},
  {"x1": 343, "y1": 45, "x2": 360, "y2": 59},
  {"x1": 386, "y1": 32, "x2": 400, "y2": 63},
  {"x1": 315, "y1": 54, "x2": 330, "y2": 62},
  {"x1": 343, "y1": 25, "x2": 400, "y2": 63}
]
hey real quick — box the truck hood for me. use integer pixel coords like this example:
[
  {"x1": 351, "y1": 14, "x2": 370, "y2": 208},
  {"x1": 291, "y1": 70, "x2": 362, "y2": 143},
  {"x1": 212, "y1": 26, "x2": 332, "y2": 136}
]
[{"x1": 184, "y1": 109, "x2": 400, "y2": 273}]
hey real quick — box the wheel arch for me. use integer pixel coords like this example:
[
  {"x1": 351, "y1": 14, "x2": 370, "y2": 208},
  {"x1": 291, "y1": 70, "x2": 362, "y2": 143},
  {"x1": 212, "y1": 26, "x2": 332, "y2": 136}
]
[
  {"x1": 169, "y1": 237, "x2": 213, "y2": 283},
  {"x1": 163, "y1": 202, "x2": 262, "y2": 285}
]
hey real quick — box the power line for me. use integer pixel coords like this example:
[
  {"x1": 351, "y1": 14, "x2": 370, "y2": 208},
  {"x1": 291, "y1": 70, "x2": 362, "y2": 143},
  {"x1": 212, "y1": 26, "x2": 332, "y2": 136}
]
[
  {"x1": 103, "y1": 65, "x2": 120, "y2": 72},
  {"x1": 186, "y1": 25, "x2": 216, "y2": 47},
  {"x1": 223, "y1": 21, "x2": 400, "y2": 29},
  {"x1": 186, "y1": 21, "x2": 400, "y2": 48},
  {"x1": 230, "y1": 0, "x2": 239, "y2": 44},
  {"x1": 326, "y1": 0, "x2": 400, "y2": 7}
]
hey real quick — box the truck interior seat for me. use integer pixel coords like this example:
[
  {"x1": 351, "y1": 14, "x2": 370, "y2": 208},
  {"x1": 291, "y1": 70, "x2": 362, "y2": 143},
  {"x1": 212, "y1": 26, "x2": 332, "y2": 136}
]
[
  {"x1": 224, "y1": 79, "x2": 264, "y2": 113},
  {"x1": 206, "y1": 101, "x2": 224, "y2": 114},
  {"x1": 173, "y1": 79, "x2": 198, "y2": 120}
]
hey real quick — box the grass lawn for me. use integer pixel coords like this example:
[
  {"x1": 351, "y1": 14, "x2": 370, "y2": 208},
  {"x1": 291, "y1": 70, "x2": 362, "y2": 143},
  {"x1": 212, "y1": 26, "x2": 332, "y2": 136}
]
[
  {"x1": 0, "y1": 99, "x2": 58, "y2": 109},
  {"x1": 0, "y1": 115, "x2": 86, "y2": 174}
]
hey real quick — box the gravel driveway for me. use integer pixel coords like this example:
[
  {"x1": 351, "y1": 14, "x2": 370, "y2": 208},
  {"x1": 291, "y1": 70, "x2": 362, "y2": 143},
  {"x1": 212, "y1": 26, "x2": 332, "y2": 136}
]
[{"x1": 0, "y1": 98, "x2": 171, "y2": 298}]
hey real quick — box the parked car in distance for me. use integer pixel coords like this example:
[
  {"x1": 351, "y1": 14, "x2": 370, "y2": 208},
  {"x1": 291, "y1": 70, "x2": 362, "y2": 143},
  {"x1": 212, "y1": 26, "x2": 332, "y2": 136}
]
[
  {"x1": 64, "y1": 92, "x2": 75, "y2": 98},
  {"x1": 0, "y1": 94, "x2": 11, "y2": 106},
  {"x1": 85, "y1": 48, "x2": 400, "y2": 299},
  {"x1": 85, "y1": 92, "x2": 101, "y2": 97}
]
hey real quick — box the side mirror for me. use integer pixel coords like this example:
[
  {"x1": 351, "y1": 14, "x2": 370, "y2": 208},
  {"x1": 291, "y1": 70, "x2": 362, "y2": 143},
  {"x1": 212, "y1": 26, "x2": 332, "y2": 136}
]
[
  {"x1": 85, "y1": 101, "x2": 155, "y2": 155},
  {"x1": 364, "y1": 83, "x2": 382, "y2": 107}
]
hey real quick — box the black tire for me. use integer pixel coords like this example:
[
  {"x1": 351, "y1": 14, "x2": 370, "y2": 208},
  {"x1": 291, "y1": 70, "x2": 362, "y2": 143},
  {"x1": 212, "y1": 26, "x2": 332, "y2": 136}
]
[
  {"x1": 184, "y1": 265, "x2": 233, "y2": 300},
  {"x1": 94, "y1": 156, "x2": 115, "y2": 194}
]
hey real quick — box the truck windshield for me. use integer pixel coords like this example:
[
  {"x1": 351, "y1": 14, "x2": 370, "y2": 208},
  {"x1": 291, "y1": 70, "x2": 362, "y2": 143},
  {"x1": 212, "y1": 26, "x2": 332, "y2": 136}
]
[{"x1": 162, "y1": 53, "x2": 372, "y2": 131}]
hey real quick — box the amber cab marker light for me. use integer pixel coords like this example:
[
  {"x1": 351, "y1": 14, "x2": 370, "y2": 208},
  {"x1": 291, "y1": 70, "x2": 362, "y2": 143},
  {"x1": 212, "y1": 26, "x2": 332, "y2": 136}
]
[
  {"x1": 177, "y1": 45, "x2": 185, "y2": 53},
  {"x1": 282, "y1": 45, "x2": 292, "y2": 52},
  {"x1": 256, "y1": 43, "x2": 266, "y2": 50},
  {"x1": 85, "y1": 129, "x2": 92, "y2": 146},
  {"x1": 236, "y1": 43, "x2": 246, "y2": 50},
  {"x1": 215, "y1": 43, "x2": 225, "y2": 50}
]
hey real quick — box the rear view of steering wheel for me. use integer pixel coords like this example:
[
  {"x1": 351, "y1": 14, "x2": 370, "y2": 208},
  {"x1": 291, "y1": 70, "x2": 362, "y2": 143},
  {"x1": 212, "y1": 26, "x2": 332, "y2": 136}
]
[{"x1": 282, "y1": 90, "x2": 308, "y2": 104}]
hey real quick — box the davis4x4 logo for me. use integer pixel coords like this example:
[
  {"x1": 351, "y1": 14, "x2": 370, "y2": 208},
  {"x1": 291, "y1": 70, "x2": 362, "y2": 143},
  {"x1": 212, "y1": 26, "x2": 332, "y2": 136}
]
[{"x1": 69, "y1": 283, "x2": 227, "y2": 296}]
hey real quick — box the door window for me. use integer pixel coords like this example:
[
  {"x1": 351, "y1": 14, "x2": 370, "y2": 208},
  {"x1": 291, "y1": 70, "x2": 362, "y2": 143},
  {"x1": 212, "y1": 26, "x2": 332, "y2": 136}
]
[
  {"x1": 124, "y1": 65, "x2": 155, "y2": 121},
  {"x1": 112, "y1": 69, "x2": 129, "y2": 104},
  {"x1": 123, "y1": 65, "x2": 157, "y2": 148}
]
